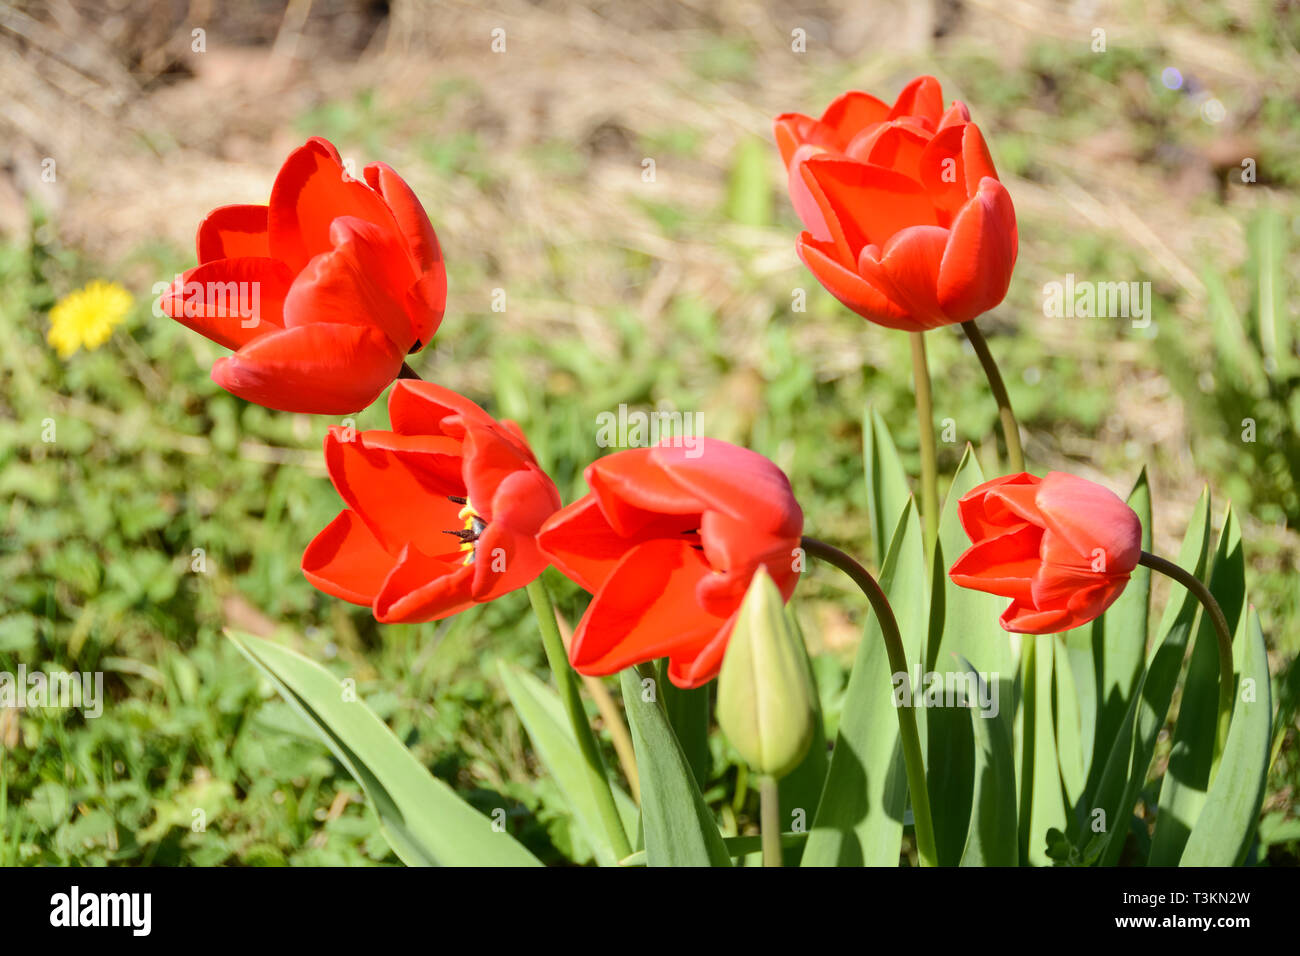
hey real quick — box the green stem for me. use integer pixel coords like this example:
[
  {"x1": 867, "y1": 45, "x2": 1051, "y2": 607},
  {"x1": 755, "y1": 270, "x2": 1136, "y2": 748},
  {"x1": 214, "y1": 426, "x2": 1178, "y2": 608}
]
[
  {"x1": 1138, "y1": 551, "x2": 1235, "y2": 762},
  {"x1": 961, "y1": 320, "x2": 1025, "y2": 473},
  {"x1": 760, "y1": 776, "x2": 782, "y2": 867},
  {"x1": 800, "y1": 535, "x2": 938, "y2": 868},
  {"x1": 909, "y1": 332, "x2": 940, "y2": 555},
  {"x1": 526, "y1": 577, "x2": 632, "y2": 860}
]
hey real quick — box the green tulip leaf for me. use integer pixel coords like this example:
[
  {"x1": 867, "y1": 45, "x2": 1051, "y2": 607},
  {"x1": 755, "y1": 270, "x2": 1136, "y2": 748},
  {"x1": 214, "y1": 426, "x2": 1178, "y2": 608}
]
[
  {"x1": 801, "y1": 499, "x2": 922, "y2": 866},
  {"x1": 1082, "y1": 488, "x2": 1211, "y2": 865},
  {"x1": 498, "y1": 662, "x2": 638, "y2": 866},
  {"x1": 1180, "y1": 608, "x2": 1272, "y2": 865},
  {"x1": 1149, "y1": 506, "x2": 1246, "y2": 864},
  {"x1": 619, "y1": 668, "x2": 731, "y2": 867},
  {"x1": 227, "y1": 630, "x2": 542, "y2": 867}
]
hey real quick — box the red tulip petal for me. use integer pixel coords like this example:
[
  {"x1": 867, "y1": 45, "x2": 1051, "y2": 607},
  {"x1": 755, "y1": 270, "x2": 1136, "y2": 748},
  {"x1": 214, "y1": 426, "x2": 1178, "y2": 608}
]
[
  {"x1": 889, "y1": 75, "x2": 945, "y2": 126},
  {"x1": 857, "y1": 122, "x2": 931, "y2": 182},
  {"x1": 938, "y1": 101, "x2": 971, "y2": 130},
  {"x1": 797, "y1": 233, "x2": 914, "y2": 329},
  {"x1": 461, "y1": 425, "x2": 542, "y2": 524},
  {"x1": 212, "y1": 322, "x2": 403, "y2": 414},
  {"x1": 388, "y1": 380, "x2": 497, "y2": 440},
  {"x1": 569, "y1": 538, "x2": 724, "y2": 676},
  {"x1": 957, "y1": 472, "x2": 1040, "y2": 541},
  {"x1": 1001, "y1": 581, "x2": 1116, "y2": 634},
  {"x1": 858, "y1": 224, "x2": 951, "y2": 329},
  {"x1": 774, "y1": 113, "x2": 834, "y2": 168},
  {"x1": 800, "y1": 156, "x2": 938, "y2": 251},
  {"x1": 268, "y1": 140, "x2": 401, "y2": 273},
  {"x1": 665, "y1": 613, "x2": 739, "y2": 689},
  {"x1": 364, "y1": 162, "x2": 446, "y2": 345},
  {"x1": 538, "y1": 496, "x2": 656, "y2": 594},
  {"x1": 821, "y1": 89, "x2": 891, "y2": 138},
  {"x1": 282, "y1": 216, "x2": 418, "y2": 352},
  {"x1": 948, "y1": 522, "x2": 1041, "y2": 602},
  {"x1": 1034, "y1": 472, "x2": 1142, "y2": 574},
  {"x1": 999, "y1": 600, "x2": 1075, "y2": 634},
  {"x1": 584, "y1": 449, "x2": 704, "y2": 537},
  {"x1": 374, "y1": 544, "x2": 475, "y2": 623},
  {"x1": 653, "y1": 440, "x2": 802, "y2": 538},
  {"x1": 323, "y1": 427, "x2": 465, "y2": 555},
  {"x1": 936, "y1": 178, "x2": 1018, "y2": 322},
  {"x1": 469, "y1": 468, "x2": 558, "y2": 600},
  {"x1": 160, "y1": 257, "x2": 292, "y2": 350},
  {"x1": 301, "y1": 509, "x2": 394, "y2": 606},
  {"x1": 197, "y1": 204, "x2": 270, "y2": 263}
]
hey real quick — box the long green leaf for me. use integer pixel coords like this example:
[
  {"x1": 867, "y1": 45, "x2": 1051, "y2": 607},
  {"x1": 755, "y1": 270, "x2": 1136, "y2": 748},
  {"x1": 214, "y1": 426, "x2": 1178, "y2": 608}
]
[
  {"x1": 1085, "y1": 470, "x2": 1152, "y2": 795},
  {"x1": 802, "y1": 499, "x2": 922, "y2": 866},
  {"x1": 1148, "y1": 508, "x2": 1246, "y2": 864},
  {"x1": 864, "y1": 406, "x2": 911, "y2": 569},
  {"x1": 958, "y1": 657, "x2": 1018, "y2": 866},
  {"x1": 1020, "y1": 635, "x2": 1067, "y2": 865},
  {"x1": 498, "y1": 662, "x2": 638, "y2": 866},
  {"x1": 228, "y1": 630, "x2": 542, "y2": 867},
  {"x1": 619, "y1": 668, "x2": 730, "y2": 867},
  {"x1": 1181, "y1": 607, "x2": 1273, "y2": 865},
  {"x1": 1085, "y1": 489, "x2": 1212, "y2": 864},
  {"x1": 659, "y1": 663, "x2": 711, "y2": 788}
]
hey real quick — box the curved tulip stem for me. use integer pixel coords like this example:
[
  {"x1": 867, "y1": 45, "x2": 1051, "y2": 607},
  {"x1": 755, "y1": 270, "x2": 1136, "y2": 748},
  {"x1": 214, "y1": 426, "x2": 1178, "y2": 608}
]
[
  {"x1": 760, "y1": 776, "x2": 782, "y2": 867},
  {"x1": 909, "y1": 332, "x2": 940, "y2": 555},
  {"x1": 800, "y1": 535, "x2": 938, "y2": 868},
  {"x1": 526, "y1": 577, "x2": 633, "y2": 861},
  {"x1": 397, "y1": 362, "x2": 423, "y2": 380},
  {"x1": 1138, "y1": 551, "x2": 1235, "y2": 761},
  {"x1": 961, "y1": 320, "x2": 1025, "y2": 473}
]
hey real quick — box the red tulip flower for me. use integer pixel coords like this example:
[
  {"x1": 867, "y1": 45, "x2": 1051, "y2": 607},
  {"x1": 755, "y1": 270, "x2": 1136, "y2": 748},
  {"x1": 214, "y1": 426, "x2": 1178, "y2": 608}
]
[
  {"x1": 302, "y1": 382, "x2": 560, "y2": 622},
  {"x1": 161, "y1": 137, "x2": 446, "y2": 414},
  {"x1": 537, "y1": 440, "x2": 804, "y2": 689},
  {"x1": 948, "y1": 472, "x2": 1142, "y2": 634},
  {"x1": 774, "y1": 76, "x2": 1017, "y2": 331}
]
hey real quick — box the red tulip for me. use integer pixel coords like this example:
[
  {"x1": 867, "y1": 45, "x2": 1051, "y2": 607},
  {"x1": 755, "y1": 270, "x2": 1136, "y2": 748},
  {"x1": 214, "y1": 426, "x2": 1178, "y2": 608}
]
[
  {"x1": 948, "y1": 472, "x2": 1142, "y2": 634},
  {"x1": 161, "y1": 137, "x2": 446, "y2": 414},
  {"x1": 537, "y1": 440, "x2": 804, "y2": 689},
  {"x1": 774, "y1": 76, "x2": 1017, "y2": 331},
  {"x1": 302, "y1": 382, "x2": 560, "y2": 622}
]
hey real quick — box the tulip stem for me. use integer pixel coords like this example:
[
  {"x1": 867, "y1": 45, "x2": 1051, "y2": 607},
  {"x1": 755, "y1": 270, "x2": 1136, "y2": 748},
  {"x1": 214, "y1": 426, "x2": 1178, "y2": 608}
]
[
  {"x1": 909, "y1": 332, "x2": 940, "y2": 556},
  {"x1": 526, "y1": 577, "x2": 633, "y2": 861},
  {"x1": 1138, "y1": 551, "x2": 1235, "y2": 761},
  {"x1": 799, "y1": 535, "x2": 938, "y2": 868},
  {"x1": 760, "y1": 776, "x2": 782, "y2": 867},
  {"x1": 961, "y1": 320, "x2": 1025, "y2": 473}
]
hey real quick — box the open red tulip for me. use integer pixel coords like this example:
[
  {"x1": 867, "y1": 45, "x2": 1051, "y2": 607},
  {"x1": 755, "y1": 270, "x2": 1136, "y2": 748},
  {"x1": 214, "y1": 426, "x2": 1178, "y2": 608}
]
[
  {"x1": 774, "y1": 75, "x2": 1017, "y2": 331},
  {"x1": 948, "y1": 472, "x2": 1142, "y2": 634},
  {"x1": 302, "y1": 382, "x2": 560, "y2": 622},
  {"x1": 160, "y1": 137, "x2": 446, "y2": 414},
  {"x1": 536, "y1": 439, "x2": 804, "y2": 689}
]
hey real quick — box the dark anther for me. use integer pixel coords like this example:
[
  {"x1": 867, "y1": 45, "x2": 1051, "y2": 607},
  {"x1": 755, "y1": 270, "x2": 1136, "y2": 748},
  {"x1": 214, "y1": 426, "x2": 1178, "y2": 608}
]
[
  {"x1": 448, "y1": 495, "x2": 467, "y2": 505},
  {"x1": 408, "y1": 339, "x2": 422, "y2": 354},
  {"x1": 443, "y1": 528, "x2": 480, "y2": 543}
]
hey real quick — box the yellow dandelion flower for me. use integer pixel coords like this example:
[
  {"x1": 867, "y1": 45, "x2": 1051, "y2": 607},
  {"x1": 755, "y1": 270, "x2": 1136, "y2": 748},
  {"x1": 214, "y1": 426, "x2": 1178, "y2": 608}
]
[{"x1": 47, "y1": 280, "x2": 133, "y2": 359}]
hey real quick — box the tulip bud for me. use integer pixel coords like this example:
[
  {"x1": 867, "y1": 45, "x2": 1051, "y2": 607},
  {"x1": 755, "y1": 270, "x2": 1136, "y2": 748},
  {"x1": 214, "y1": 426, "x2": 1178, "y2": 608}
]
[{"x1": 716, "y1": 568, "x2": 817, "y2": 779}]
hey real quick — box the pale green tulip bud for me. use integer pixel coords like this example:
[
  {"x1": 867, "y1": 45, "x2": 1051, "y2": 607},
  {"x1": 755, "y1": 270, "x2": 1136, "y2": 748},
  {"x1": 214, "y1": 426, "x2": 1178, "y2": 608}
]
[{"x1": 716, "y1": 568, "x2": 816, "y2": 779}]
